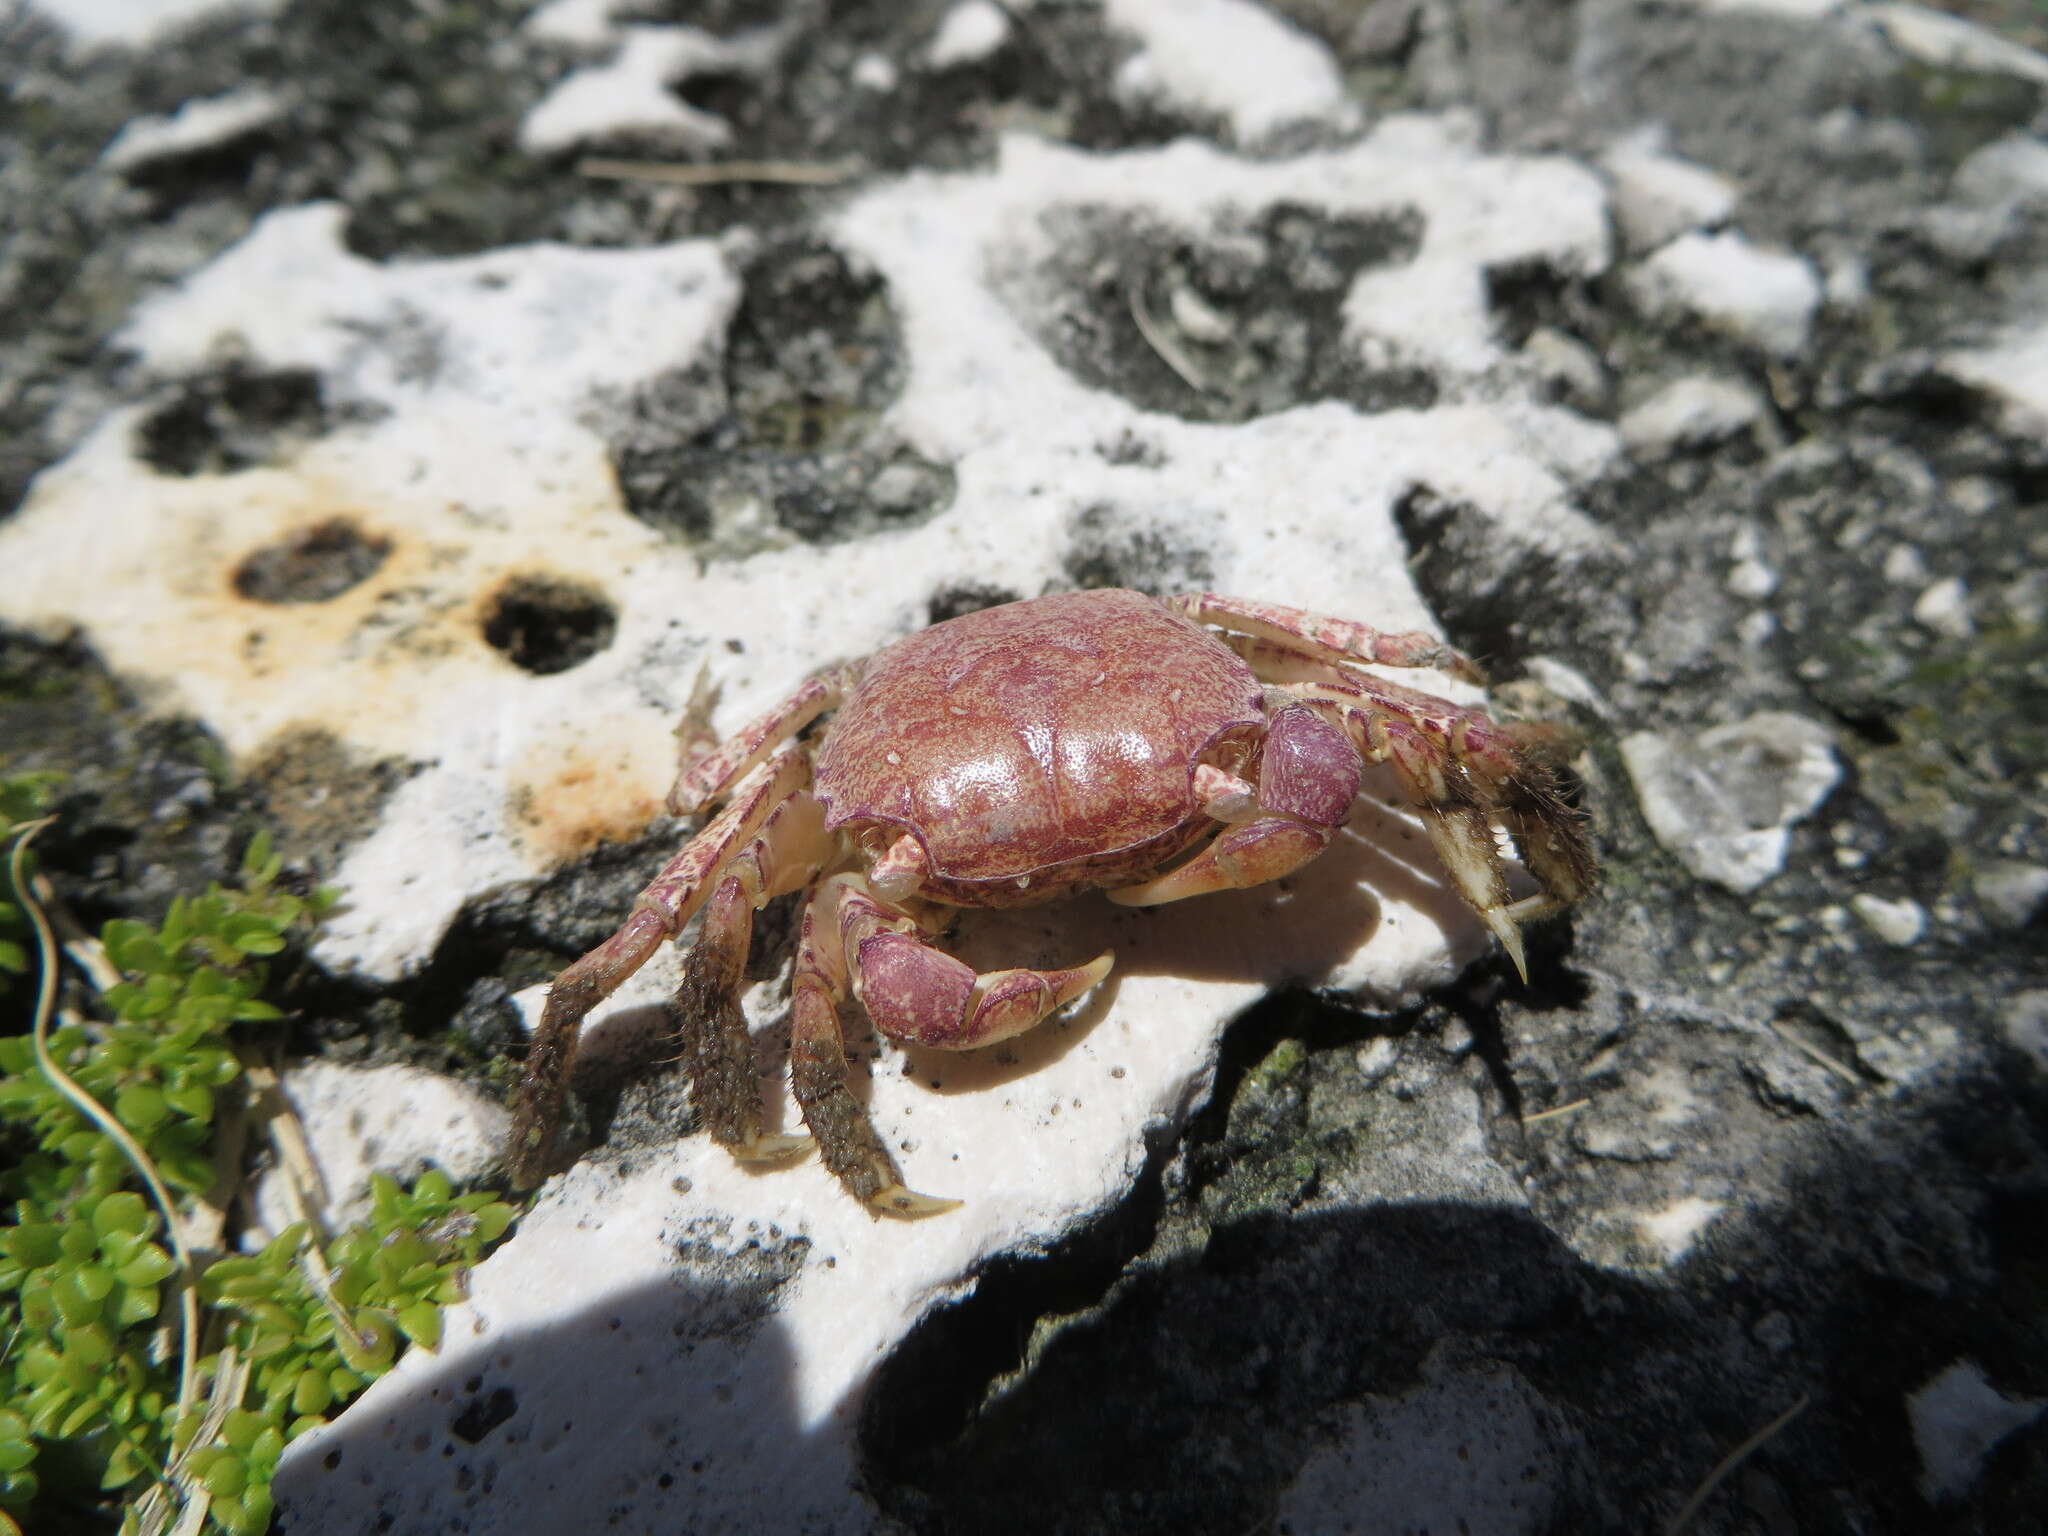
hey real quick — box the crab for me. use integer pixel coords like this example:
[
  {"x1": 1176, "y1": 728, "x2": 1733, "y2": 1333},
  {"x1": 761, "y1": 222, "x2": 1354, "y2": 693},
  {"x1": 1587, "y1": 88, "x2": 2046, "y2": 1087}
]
[{"x1": 506, "y1": 588, "x2": 1595, "y2": 1214}]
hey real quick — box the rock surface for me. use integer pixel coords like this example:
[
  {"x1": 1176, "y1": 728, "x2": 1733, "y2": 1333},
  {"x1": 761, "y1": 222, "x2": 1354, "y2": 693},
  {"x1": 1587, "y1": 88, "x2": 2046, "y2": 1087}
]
[{"x1": 3, "y1": 1, "x2": 2047, "y2": 1533}]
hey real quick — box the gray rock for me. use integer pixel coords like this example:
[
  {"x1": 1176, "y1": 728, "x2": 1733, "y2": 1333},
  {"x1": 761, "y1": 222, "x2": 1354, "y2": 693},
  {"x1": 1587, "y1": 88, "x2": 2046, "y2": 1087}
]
[{"x1": 1621, "y1": 713, "x2": 1842, "y2": 894}]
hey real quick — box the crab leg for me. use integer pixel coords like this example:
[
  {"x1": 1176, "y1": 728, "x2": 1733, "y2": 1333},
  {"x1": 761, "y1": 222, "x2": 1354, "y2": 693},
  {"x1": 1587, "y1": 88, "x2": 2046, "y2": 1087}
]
[
  {"x1": 1244, "y1": 642, "x2": 1595, "y2": 980},
  {"x1": 1108, "y1": 703, "x2": 1361, "y2": 906},
  {"x1": 790, "y1": 874, "x2": 1112, "y2": 1216},
  {"x1": 667, "y1": 665, "x2": 855, "y2": 816},
  {"x1": 1167, "y1": 592, "x2": 1483, "y2": 684},
  {"x1": 789, "y1": 875, "x2": 953, "y2": 1217},
  {"x1": 670, "y1": 782, "x2": 831, "y2": 1166},
  {"x1": 506, "y1": 750, "x2": 813, "y2": 1189}
]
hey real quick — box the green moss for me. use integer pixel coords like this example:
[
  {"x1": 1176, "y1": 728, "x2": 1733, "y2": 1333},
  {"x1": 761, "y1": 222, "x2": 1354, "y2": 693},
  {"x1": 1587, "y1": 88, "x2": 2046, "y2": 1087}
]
[{"x1": 0, "y1": 817, "x2": 515, "y2": 1535}]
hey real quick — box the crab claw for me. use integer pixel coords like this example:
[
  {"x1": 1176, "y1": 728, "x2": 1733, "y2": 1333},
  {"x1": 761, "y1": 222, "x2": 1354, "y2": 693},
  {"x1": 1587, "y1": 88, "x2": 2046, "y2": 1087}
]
[{"x1": 854, "y1": 934, "x2": 1113, "y2": 1050}]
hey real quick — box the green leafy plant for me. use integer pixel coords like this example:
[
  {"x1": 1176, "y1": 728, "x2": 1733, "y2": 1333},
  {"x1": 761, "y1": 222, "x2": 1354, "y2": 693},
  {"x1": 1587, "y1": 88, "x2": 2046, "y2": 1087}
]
[{"x1": 0, "y1": 809, "x2": 516, "y2": 1534}]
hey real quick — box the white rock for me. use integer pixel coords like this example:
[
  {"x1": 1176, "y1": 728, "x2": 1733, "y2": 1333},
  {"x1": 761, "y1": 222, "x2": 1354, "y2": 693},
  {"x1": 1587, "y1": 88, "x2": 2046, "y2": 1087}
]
[
  {"x1": 1621, "y1": 713, "x2": 1841, "y2": 893},
  {"x1": 1952, "y1": 134, "x2": 2048, "y2": 207},
  {"x1": 27, "y1": 0, "x2": 282, "y2": 49},
  {"x1": 1521, "y1": 654, "x2": 1610, "y2": 716},
  {"x1": 1625, "y1": 231, "x2": 1822, "y2": 358},
  {"x1": 1601, "y1": 136, "x2": 1739, "y2": 253},
  {"x1": 1521, "y1": 326, "x2": 1607, "y2": 409},
  {"x1": 1104, "y1": 0, "x2": 1357, "y2": 145},
  {"x1": 520, "y1": 25, "x2": 784, "y2": 156},
  {"x1": 1618, "y1": 375, "x2": 1764, "y2": 457},
  {"x1": 524, "y1": 0, "x2": 621, "y2": 48},
  {"x1": 1277, "y1": 1355, "x2": 1570, "y2": 1534},
  {"x1": 1868, "y1": 3, "x2": 2048, "y2": 85},
  {"x1": 249, "y1": 1062, "x2": 509, "y2": 1237},
  {"x1": 851, "y1": 50, "x2": 898, "y2": 91},
  {"x1": 1850, "y1": 892, "x2": 1926, "y2": 946},
  {"x1": 1945, "y1": 326, "x2": 2048, "y2": 435},
  {"x1": 1683, "y1": 0, "x2": 1840, "y2": 18},
  {"x1": 1912, "y1": 575, "x2": 1974, "y2": 638},
  {"x1": 1883, "y1": 543, "x2": 1929, "y2": 585},
  {"x1": 101, "y1": 87, "x2": 284, "y2": 172},
  {"x1": 1823, "y1": 251, "x2": 1871, "y2": 309},
  {"x1": 925, "y1": 0, "x2": 1011, "y2": 69},
  {"x1": 1638, "y1": 1195, "x2": 1723, "y2": 1263},
  {"x1": 1909, "y1": 1360, "x2": 2048, "y2": 1503},
  {"x1": 1726, "y1": 522, "x2": 1778, "y2": 600},
  {"x1": 2002, "y1": 990, "x2": 2048, "y2": 1073},
  {"x1": 1975, "y1": 862, "x2": 2048, "y2": 930}
]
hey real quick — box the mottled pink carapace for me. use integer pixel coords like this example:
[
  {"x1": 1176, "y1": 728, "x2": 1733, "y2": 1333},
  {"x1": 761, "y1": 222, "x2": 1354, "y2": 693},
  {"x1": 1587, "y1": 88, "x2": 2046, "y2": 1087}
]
[{"x1": 814, "y1": 589, "x2": 1263, "y2": 890}]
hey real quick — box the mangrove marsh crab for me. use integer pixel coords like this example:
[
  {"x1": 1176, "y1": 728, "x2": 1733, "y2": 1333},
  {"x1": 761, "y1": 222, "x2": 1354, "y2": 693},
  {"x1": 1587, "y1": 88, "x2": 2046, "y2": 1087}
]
[{"x1": 507, "y1": 589, "x2": 1596, "y2": 1214}]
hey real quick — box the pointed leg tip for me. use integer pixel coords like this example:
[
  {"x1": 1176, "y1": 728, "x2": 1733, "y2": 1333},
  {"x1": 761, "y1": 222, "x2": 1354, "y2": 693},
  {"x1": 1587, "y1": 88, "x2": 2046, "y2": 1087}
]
[
  {"x1": 731, "y1": 1132, "x2": 813, "y2": 1164},
  {"x1": 870, "y1": 1184, "x2": 964, "y2": 1219},
  {"x1": 1483, "y1": 907, "x2": 1529, "y2": 983}
]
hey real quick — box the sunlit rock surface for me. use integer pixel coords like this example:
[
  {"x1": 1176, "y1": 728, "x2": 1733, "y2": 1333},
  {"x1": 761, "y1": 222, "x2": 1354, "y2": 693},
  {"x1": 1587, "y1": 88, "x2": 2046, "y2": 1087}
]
[{"x1": 5, "y1": 0, "x2": 2048, "y2": 1530}]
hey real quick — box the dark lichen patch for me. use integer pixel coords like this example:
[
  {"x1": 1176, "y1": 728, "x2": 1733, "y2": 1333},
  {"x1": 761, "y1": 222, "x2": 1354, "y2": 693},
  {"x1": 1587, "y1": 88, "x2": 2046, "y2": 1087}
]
[
  {"x1": 1393, "y1": 486, "x2": 1627, "y2": 680},
  {"x1": 608, "y1": 238, "x2": 955, "y2": 553},
  {"x1": 232, "y1": 517, "x2": 393, "y2": 604},
  {"x1": 113, "y1": 113, "x2": 282, "y2": 214},
  {"x1": 134, "y1": 365, "x2": 333, "y2": 477},
  {"x1": 1060, "y1": 504, "x2": 1217, "y2": 596},
  {"x1": 699, "y1": 0, "x2": 1193, "y2": 178},
  {"x1": 663, "y1": 1225, "x2": 811, "y2": 1349},
  {"x1": 1009, "y1": 200, "x2": 1433, "y2": 423},
  {"x1": 242, "y1": 726, "x2": 417, "y2": 879},
  {"x1": 927, "y1": 584, "x2": 1023, "y2": 626},
  {"x1": 482, "y1": 577, "x2": 618, "y2": 675},
  {"x1": 0, "y1": 626, "x2": 246, "y2": 1013}
]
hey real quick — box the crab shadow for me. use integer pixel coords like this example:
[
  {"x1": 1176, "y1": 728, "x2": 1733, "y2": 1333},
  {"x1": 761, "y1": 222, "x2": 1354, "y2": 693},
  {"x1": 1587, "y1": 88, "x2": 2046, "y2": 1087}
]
[
  {"x1": 900, "y1": 789, "x2": 1487, "y2": 1093},
  {"x1": 271, "y1": 1266, "x2": 838, "y2": 1535},
  {"x1": 551, "y1": 779, "x2": 1504, "y2": 1125}
]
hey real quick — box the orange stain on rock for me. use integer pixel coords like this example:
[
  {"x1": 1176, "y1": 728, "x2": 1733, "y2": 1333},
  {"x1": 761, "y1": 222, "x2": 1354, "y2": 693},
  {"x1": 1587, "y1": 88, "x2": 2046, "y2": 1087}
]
[{"x1": 511, "y1": 737, "x2": 669, "y2": 864}]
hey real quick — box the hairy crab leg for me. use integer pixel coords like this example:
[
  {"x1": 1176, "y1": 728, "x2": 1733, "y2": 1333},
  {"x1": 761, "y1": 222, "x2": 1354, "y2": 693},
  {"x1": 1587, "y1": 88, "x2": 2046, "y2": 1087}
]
[
  {"x1": 1241, "y1": 644, "x2": 1596, "y2": 980},
  {"x1": 667, "y1": 665, "x2": 857, "y2": 817},
  {"x1": 670, "y1": 782, "x2": 833, "y2": 1167},
  {"x1": 1109, "y1": 703, "x2": 1361, "y2": 906},
  {"x1": 1166, "y1": 592, "x2": 1484, "y2": 685},
  {"x1": 789, "y1": 875, "x2": 956, "y2": 1217},
  {"x1": 507, "y1": 750, "x2": 811, "y2": 1189},
  {"x1": 791, "y1": 874, "x2": 1112, "y2": 1216}
]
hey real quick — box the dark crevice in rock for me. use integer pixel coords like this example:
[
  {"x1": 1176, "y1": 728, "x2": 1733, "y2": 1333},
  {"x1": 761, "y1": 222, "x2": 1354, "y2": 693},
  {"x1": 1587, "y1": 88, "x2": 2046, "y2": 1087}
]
[{"x1": 861, "y1": 1106, "x2": 1180, "y2": 1527}]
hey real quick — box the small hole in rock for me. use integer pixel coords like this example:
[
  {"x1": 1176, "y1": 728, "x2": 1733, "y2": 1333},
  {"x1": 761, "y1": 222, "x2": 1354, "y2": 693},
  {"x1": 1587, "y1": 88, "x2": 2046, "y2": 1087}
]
[
  {"x1": 483, "y1": 577, "x2": 618, "y2": 675},
  {"x1": 449, "y1": 1385, "x2": 519, "y2": 1445},
  {"x1": 674, "y1": 71, "x2": 753, "y2": 122},
  {"x1": 232, "y1": 517, "x2": 393, "y2": 604}
]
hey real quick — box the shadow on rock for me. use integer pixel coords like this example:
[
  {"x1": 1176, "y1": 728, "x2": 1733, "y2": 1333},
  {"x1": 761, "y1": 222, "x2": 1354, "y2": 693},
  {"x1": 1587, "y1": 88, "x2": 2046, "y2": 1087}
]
[{"x1": 272, "y1": 1259, "x2": 857, "y2": 1534}]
